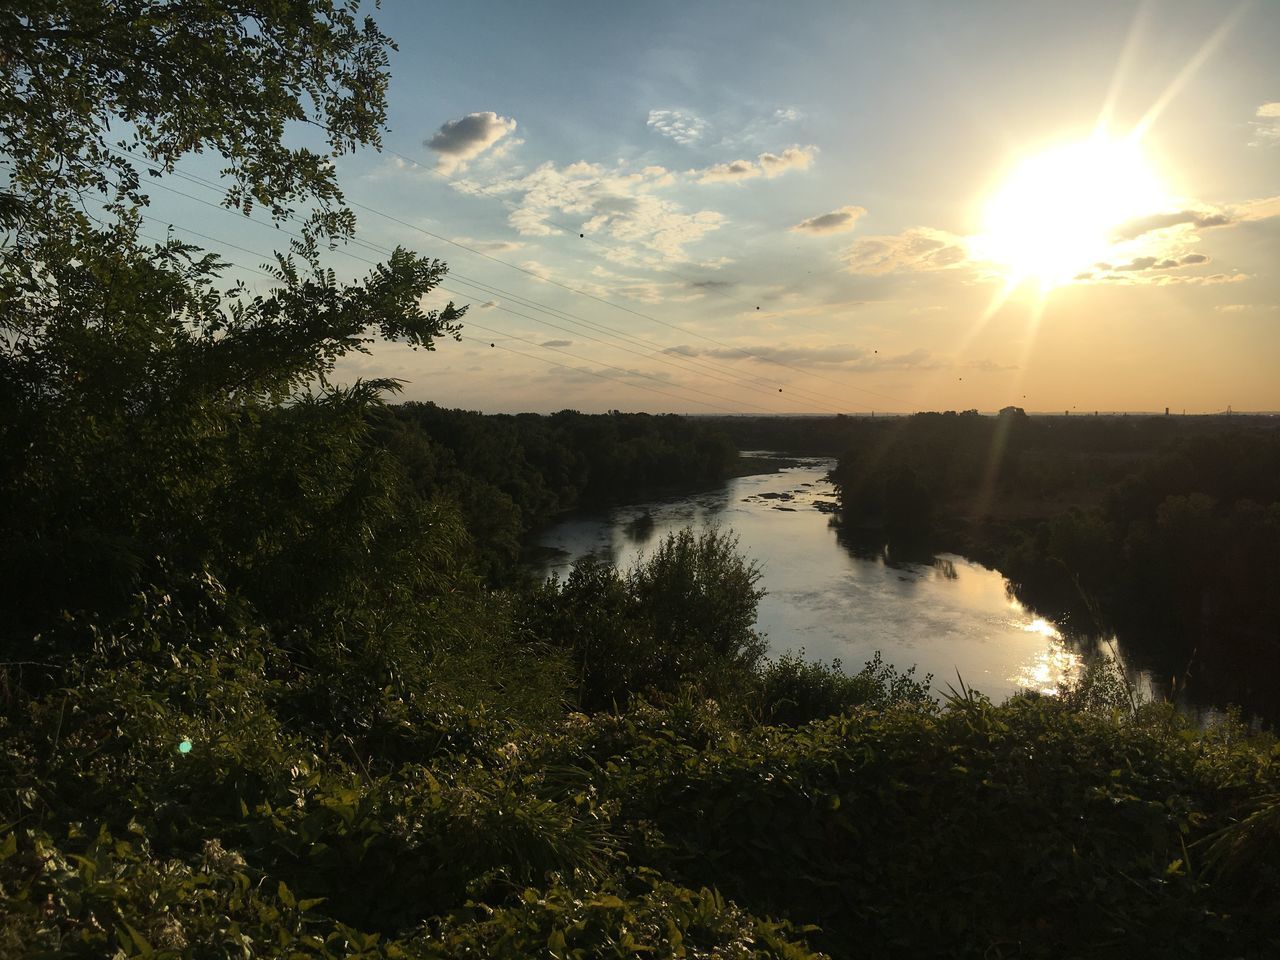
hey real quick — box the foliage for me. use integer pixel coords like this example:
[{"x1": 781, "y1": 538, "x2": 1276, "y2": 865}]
[
  {"x1": 1, "y1": 0, "x2": 466, "y2": 652},
  {"x1": 752, "y1": 651, "x2": 934, "y2": 725},
  {"x1": 529, "y1": 692, "x2": 1280, "y2": 958},
  {"x1": 2, "y1": 0, "x2": 394, "y2": 242},
  {"x1": 523, "y1": 529, "x2": 765, "y2": 710},
  {"x1": 8, "y1": 601, "x2": 1280, "y2": 958}
]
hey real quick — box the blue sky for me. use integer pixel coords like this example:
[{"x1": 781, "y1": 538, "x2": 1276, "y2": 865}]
[{"x1": 151, "y1": 0, "x2": 1280, "y2": 413}]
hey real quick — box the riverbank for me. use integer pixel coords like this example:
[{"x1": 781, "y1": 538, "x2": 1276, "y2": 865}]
[{"x1": 725, "y1": 452, "x2": 808, "y2": 478}]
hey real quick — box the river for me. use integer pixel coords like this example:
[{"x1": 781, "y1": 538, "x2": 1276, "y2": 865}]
[{"x1": 526, "y1": 454, "x2": 1144, "y2": 704}]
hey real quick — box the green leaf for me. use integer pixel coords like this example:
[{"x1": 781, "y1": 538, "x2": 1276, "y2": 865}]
[{"x1": 120, "y1": 921, "x2": 154, "y2": 957}]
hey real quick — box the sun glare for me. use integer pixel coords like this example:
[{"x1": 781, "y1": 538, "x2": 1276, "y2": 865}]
[{"x1": 974, "y1": 132, "x2": 1171, "y2": 289}]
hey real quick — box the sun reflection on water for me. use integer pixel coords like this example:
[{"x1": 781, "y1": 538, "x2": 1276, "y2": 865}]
[
  {"x1": 1021, "y1": 617, "x2": 1060, "y2": 640},
  {"x1": 1009, "y1": 633, "x2": 1083, "y2": 696}
]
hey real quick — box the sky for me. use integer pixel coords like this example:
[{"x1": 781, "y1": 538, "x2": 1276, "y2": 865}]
[{"x1": 154, "y1": 0, "x2": 1280, "y2": 414}]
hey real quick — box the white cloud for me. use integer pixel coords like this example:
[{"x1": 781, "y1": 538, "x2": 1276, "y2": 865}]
[
  {"x1": 519, "y1": 259, "x2": 556, "y2": 280},
  {"x1": 693, "y1": 145, "x2": 817, "y2": 184},
  {"x1": 791, "y1": 205, "x2": 867, "y2": 235},
  {"x1": 647, "y1": 109, "x2": 707, "y2": 145},
  {"x1": 425, "y1": 112, "x2": 518, "y2": 174},
  {"x1": 758, "y1": 146, "x2": 816, "y2": 177},
  {"x1": 842, "y1": 227, "x2": 970, "y2": 274},
  {"x1": 482, "y1": 161, "x2": 724, "y2": 263},
  {"x1": 696, "y1": 159, "x2": 761, "y2": 184},
  {"x1": 455, "y1": 236, "x2": 526, "y2": 254},
  {"x1": 581, "y1": 264, "x2": 675, "y2": 303}
]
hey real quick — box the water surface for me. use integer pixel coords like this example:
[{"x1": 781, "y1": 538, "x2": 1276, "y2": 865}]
[{"x1": 529, "y1": 456, "x2": 1105, "y2": 702}]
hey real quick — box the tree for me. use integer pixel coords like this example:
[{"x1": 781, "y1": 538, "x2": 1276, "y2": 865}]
[
  {"x1": 1, "y1": 0, "x2": 396, "y2": 241},
  {"x1": 0, "y1": 1, "x2": 468, "y2": 648}
]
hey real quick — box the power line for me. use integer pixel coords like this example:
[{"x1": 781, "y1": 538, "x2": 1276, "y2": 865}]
[
  {"x1": 134, "y1": 215, "x2": 765, "y2": 414},
  {"x1": 110, "y1": 145, "x2": 901, "y2": 410},
  {"x1": 349, "y1": 195, "x2": 900, "y2": 406},
  {"x1": 458, "y1": 320, "x2": 749, "y2": 413},
  {"x1": 120, "y1": 155, "x2": 856, "y2": 412},
  {"x1": 458, "y1": 335, "x2": 740, "y2": 413},
  {"x1": 383, "y1": 145, "x2": 908, "y2": 405},
  {"x1": 137, "y1": 201, "x2": 786, "y2": 412}
]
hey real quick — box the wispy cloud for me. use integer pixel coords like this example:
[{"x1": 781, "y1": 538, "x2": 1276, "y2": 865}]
[
  {"x1": 647, "y1": 109, "x2": 707, "y2": 145},
  {"x1": 1091, "y1": 252, "x2": 1210, "y2": 272},
  {"x1": 1215, "y1": 303, "x2": 1277, "y2": 313},
  {"x1": 791, "y1": 205, "x2": 867, "y2": 235},
  {"x1": 1111, "y1": 195, "x2": 1280, "y2": 241},
  {"x1": 841, "y1": 227, "x2": 969, "y2": 275},
  {"x1": 455, "y1": 236, "x2": 526, "y2": 254},
  {"x1": 547, "y1": 364, "x2": 674, "y2": 386},
  {"x1": 481, "y1": 161, "x2": 724, "y2": 264},
  {"x1": 1252, "y1": 102, "x2": 1280, "y2": 144},
  {"x1": 1085, "y1": 271, "x2": 1248, "y2": 287},
  {"x1": 663, "y1": 343, "x2": 945, "y2": 370},
  {"x1": 1110, "y1": 208, "x2": 1233, "y2": 241},
  {"x1": 425, "y1": 112, "x2": 519, "y2": 174}
]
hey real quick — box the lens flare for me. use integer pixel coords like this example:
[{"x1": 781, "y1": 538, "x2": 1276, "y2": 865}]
[{"x1": 973, "y1": 132, "x2": 1171, "y2": 289}]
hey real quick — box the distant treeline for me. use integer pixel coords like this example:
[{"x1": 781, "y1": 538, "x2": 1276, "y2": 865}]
[{"x1": 375, "y1": 404, "x2": 738, "y2": 579}]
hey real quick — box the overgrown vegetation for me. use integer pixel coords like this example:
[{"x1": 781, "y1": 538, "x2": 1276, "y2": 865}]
[{"x1": 3, "y1": 4, "x2": 1280, "y2": 957}]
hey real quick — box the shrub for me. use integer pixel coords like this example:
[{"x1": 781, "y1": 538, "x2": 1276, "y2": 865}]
[
  {"x1": 753, "y1": 651, "x2": 934, "y2": 725},
  {"x1": 524, "y1": 528, "x2": 765, "y2": 710}
]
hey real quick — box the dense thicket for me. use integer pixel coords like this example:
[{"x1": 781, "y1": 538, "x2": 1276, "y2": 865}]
[{"x1": 4, "y1": 4, "x2": 1280, "y2": 957}]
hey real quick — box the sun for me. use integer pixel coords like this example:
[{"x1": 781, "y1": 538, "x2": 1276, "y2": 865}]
[{"x1": 973, "y1": 132, "x2": 1171, "y2": 289}]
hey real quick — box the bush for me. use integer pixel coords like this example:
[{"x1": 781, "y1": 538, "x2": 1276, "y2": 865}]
[
  {"x1": 524, "y1": 529, "x2": 765, "y2": 710},
  {"x1": 753, "y1": 651, "x2": 934, "y2": 725}
]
